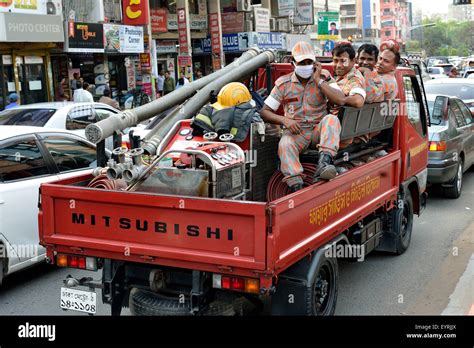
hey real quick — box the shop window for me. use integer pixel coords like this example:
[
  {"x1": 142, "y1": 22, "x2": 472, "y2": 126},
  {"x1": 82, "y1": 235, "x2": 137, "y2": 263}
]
[{"x1": 104, "y1": 0, "x2": 122, "y2": 22}]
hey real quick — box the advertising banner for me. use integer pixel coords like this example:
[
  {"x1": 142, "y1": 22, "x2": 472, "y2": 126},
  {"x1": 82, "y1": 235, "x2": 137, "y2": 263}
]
[
  {"x1": 254, "y1": 7, "x2": 270, "y2": 32},
  {"x1": 104, "y1": 24, "x2": 121, "y2": 53},
  {"x1": 120, "y1": 25, "x2": 144, "y2": 53},
  {"x1": 122, "y1": 0, "x2": 149, "y2": 25},
  {"x1": 0, "y1": 13, "x2": 64, "y2": 42},
  {"x1": 294, "y1": 0, "x2": 314, "y2": 26},
  {"x1": 177, "y1": 7, "x2": 189, "y2": 54},
  {"x1": 317, "y1": 12, "x2": 340, "y2": 40},
  {"x1": 151, "y1": 8, "x2": 167, "y2": 33},
  {"x1": 209, "y1": 12, "x2": 222, "y2": 70},
  {"x1": 0, "y1": 0, "x2": 62, "y2": 15},
  {"x1": 221, "y1": 12, "x2": 245, "y2": 34},
  {"x1": 67, "y1": 22, "x2": 104, "y2": 53}
]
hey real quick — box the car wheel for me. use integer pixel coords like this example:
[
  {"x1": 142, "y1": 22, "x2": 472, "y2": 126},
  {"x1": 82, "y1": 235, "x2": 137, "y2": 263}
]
[{"x1": 444, "y1": 160, "x2": 463, "y2": 199}]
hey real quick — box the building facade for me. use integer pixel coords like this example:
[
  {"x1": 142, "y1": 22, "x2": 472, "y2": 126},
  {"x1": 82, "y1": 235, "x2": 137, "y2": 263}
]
[
  {"x1": 380, "y1": 0, "x2": 410, "y2": 43},
  {"x1": 339, "y1": 0, "x2": 380, "y2": 46}
]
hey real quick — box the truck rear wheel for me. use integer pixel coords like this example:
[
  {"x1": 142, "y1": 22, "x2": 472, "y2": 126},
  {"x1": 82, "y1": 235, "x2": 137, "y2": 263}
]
[
  {"x1": 307, "y1": 255, "x2": 338, "y2": 316},
  {"x1": 393, "y1": 191, "x2": 414, "y2": 255}
]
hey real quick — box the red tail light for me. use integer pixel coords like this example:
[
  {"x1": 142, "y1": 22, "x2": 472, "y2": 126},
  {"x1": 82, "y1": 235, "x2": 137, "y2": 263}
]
[
  {"x1": 57, "y1": 254, "x2": 98, "y2": 271},
  {"x1": 213, "y1": 274, "x2": 260, "y2": 294}
]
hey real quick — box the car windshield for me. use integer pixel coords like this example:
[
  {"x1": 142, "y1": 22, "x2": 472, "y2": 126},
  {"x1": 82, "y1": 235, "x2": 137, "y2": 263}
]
[
  {"x1": 430, "y1": 69, "x2": 441, "y2": 75},
  {"x1": 425, "y1": 83, "x2": 474, "y2": 100},
  {"x1": 0, "y1": 109, "x2": 56, "y2": 126}
]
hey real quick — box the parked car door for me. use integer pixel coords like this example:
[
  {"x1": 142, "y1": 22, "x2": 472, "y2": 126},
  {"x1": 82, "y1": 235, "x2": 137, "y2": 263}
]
[
  {"x1": 449, "y1": 100, "x2": 470, "y2": 170},
  {"x1": 0, "y1": 135, "x2": 57, "y2": 266},
  {"x1": 453, "y1": 99, "x2": 474, "y2": 169}
]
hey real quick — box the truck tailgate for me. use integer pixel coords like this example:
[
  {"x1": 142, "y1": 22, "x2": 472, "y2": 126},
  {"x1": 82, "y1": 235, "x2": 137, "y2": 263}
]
[{"x1": 39, "y1": 175, "x2": 267, "y2": 272}]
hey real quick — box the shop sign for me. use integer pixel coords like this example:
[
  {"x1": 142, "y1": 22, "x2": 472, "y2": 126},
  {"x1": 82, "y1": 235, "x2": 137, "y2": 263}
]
[
  {"x1": 0, "y1": 13, "x2": 64, "y2": 42},
  {"x1": 140, "y1": 53, "x2": 151, "y2": 70},
  {"x1": 222, "y1": 33, "x2": 239, "y2": 52},
  {"x1": 254, "y1": 7, "x2": 270, "y2": 32},
  {"x1": 167, "y1": 14, "x2": 208, "y2": 31},
  {"x1": 241, "y1": 32, "x2": 286, "y2": 50},
  {"x1": 156, "y1": 41, "x2": 177, "y2": 54},
  {"x1": 177, "y1": 8, "x2": 189, "y2": 54},
  {"x1": 67, "y1": 22, "x2": 104, "y2": 53},
  {"x1": 221, "y1": 12, "x2": 245, "y2": 34},
  {"x1": 24, "y1": 56, "x2": 44, "y2": 64},
  {"x1": 151, "y1": 8, "x2": 167, "y2": 33},
  {"x1": 104, "y1": 24, "x2": 121, "y2": 53},
  {"x1": 122, "y1": 0, "x2": 149, "y2": 25},
  {"x1": 2, "y1": 55, "x2": 12, "y2": 65},
  {"x1": 294, "y1": 0, "x2": 314, "y2": 26},
  {"x1": 0, "y1": 0, "x2": 62, "y2": 15},
  {"x1": 277, "y1": 0, "x2": 294, "y2": 17},
  {"x1": 120, "y1": 25, "x2": 144, "y2": 53},
  {"x1": 178, "y1": 56, "x2": 193, "y2": 80},
  {"x1": 209, "y1": 12, "x2": 221, "y2": 70}
]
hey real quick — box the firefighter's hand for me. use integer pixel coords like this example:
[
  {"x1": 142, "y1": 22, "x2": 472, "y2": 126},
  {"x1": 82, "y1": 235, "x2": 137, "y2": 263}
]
[
  {"x1": 283, "y1": 118, "x2": 302, "y2": 135},
  {"x1": 313, "y1": 62, "x2": 322, "y2": 82}
]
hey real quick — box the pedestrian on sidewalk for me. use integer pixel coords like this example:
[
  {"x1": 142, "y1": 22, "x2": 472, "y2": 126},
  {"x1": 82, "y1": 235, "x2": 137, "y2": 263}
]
[
  {"x1": 99, "y1": 88, "x2": 120, "y2": 110},
  {"x1": 5, "y1": 93, "x2": 19, "y2": 110}
]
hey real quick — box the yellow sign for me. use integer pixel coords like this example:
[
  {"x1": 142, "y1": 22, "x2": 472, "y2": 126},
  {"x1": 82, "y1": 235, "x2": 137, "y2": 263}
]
[{"x1": 309, "y1": 176, "x2": 381, "y2": 226}]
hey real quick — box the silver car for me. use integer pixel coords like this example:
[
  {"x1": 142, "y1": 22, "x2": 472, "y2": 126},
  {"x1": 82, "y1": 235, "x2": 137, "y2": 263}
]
[{"x1": 427, "y1": 94, "x2": 474, "y2": 198}]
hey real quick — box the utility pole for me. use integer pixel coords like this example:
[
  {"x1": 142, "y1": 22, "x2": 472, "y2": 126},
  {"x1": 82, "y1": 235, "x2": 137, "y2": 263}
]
[{"x1": 325, "y1": 0, "x2": 329, "y2": 12}]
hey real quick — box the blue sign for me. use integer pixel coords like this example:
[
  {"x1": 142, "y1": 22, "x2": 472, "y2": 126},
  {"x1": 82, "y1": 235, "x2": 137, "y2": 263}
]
[
  {"x1": 255, "y1": 32, "x2": 284, "y2": 49},
  {"x1": 324, "y1": 40, "x2": 335, "y2": 52},
  {"x1": 222, "y1": 33, "x2": 240, "y2": 52}
]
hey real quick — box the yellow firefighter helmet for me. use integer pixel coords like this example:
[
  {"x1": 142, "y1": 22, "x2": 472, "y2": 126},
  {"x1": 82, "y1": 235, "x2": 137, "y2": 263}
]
[{"x1": 211, "y1": 82, "x2": 252, "y2": 110}]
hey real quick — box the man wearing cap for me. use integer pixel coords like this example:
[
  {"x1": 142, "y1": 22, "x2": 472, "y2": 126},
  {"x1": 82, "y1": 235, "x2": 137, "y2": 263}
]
[
  {"x1": 5, "y1": 93, "x2": 19, "y2": 110},
  {"x1": 261, "y1": 41, "x2": 347, "y2": 192}
]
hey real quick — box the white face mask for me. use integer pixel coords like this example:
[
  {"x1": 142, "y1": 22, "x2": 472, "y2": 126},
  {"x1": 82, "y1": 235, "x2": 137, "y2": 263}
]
[{"x1": 293, "y1": 63, "x2": 314, "y2": 79}]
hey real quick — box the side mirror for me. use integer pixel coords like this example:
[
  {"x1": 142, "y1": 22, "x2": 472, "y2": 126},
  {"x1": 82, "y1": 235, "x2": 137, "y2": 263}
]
[{"x1": 432, "y1": 96, "x2": 449, "y2": 121}]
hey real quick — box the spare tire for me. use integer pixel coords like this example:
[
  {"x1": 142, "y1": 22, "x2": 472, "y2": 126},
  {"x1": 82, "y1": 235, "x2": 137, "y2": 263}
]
[
  {"x1": 129, "y1": 288, "x2": 236, "y2": 316},
  {"x1": 129, "y1": 288, "x2": 192, "y2": 316}
]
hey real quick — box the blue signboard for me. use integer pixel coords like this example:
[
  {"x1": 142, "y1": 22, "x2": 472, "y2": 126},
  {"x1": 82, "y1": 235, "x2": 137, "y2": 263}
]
[
  {"x1": 254, "y1": 32, "x2": 284, "y2": 50},
  {"x1": 324, "y1": 40, "x2": 335, "y2": 52},
  {"x1": 222, "y1": 33, "x2": 240, "y2": 52}
]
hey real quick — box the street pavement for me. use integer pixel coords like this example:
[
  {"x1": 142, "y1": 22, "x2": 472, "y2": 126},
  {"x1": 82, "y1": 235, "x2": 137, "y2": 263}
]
[{"x1": 0, "y1": 171, "x2": 473, "y2": 316}]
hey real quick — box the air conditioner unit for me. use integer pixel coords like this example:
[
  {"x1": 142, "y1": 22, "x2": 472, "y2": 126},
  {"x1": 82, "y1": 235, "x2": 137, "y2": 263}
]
[
  {"x1": 277, "y1": 18, "x2": 289, "y2": 32},
  {"x1": 244, "y1": 20, "x2": 254, "y2": 32},
  {"x1": 269, "y1": 18, "x2": 276, "y2": 31},
  {"x1": 237, "y1": 0, "x2": 252, "y2": 12}
]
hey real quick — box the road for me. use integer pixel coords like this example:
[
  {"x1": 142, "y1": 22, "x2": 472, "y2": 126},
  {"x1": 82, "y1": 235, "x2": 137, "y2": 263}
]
[{"x1": 0, "y1": 171, "x2": 473, "y2": 316}]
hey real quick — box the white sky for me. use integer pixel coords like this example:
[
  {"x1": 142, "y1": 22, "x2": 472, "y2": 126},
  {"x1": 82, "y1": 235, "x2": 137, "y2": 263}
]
[{"x1": 410, "y1": 0, "x2": 451, "y2": 16}]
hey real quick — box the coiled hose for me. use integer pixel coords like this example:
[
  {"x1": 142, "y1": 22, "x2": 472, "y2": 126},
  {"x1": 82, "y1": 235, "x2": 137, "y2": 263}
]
[
  {"x1": 266, "y1": 163, "x2": 318, "y2": 202},
  {"x1": 88, "y1": 174, "x2": 128, "y2": 191}
]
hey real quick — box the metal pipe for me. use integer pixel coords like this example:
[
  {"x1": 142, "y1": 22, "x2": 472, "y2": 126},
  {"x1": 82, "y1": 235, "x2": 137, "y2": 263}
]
[
  {"x1": 142, "y1": 50, "x2": 276, "y2": 155},
  {"x1": 85, "y1": 49, "x2": 260, "y2": 144}
]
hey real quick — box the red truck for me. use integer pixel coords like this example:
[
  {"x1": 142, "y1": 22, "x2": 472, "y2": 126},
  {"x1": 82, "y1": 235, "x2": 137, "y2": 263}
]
[{"x1": 38, "y1": 59, "x2": 430, "y2": 316}]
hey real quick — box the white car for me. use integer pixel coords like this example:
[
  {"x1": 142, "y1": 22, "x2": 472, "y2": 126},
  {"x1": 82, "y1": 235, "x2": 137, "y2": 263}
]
[
  {"x1": 427, "y1": 67, "x2": 447, "y2": 80},
  {"x1": 0, "y1": 102, "x2": 121, "y2": 149},
  {"x1": 0, "y1": 126, "x2": 100, "y2": 285}
]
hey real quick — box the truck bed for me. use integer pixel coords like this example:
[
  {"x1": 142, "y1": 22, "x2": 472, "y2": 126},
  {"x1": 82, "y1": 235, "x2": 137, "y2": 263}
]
[{"x1": 39, "y1": 150, "x2": 400, "y2": 280}]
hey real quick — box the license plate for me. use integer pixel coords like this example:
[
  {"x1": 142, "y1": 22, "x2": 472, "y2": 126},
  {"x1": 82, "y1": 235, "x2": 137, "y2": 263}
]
[{"x1": 60, "y1": 287, "x2": 97, "y2": 314}]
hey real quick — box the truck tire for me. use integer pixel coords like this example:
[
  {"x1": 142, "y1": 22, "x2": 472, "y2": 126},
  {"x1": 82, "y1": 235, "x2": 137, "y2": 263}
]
[
  {"x1": 129, "y1": 288, "x2": 192, "y2": 316},
  {"x1": 307, "y1": 254, "x2": 338, "y2": 316},
  {"x1": 444, "y1": 160, "x2": 463, "y2": 199},
  {"x1": 393, "y1": 191, "x2": 414, "y2": 255}
]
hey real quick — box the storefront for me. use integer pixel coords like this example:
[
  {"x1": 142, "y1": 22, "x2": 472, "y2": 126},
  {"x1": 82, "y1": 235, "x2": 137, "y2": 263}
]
[
  {"x1": 62, "y1": 22, "x2": 145, "y2": 104},
  {"x1": 0, "y1": 11, "x2": 64, "y2": 109}
]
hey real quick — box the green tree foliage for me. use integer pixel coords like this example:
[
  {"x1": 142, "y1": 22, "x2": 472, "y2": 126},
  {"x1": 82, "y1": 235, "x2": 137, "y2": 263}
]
[{"x1": 421, "y1": 17, "x2": 473, "y2": 56}]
